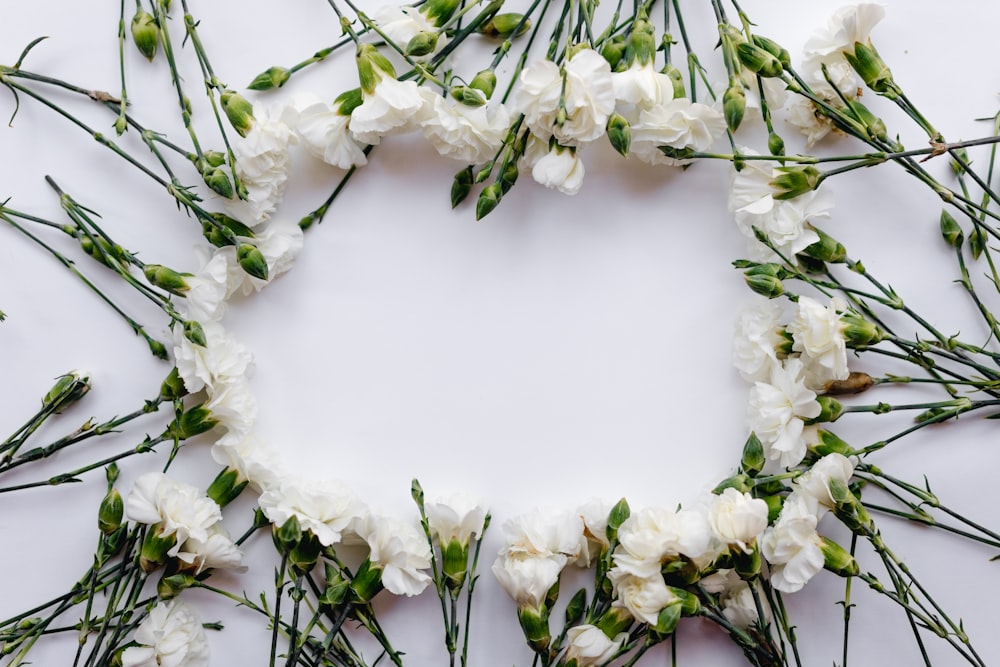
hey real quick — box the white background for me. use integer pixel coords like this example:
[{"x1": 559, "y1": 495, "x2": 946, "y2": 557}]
[{"x1": 1, "y1": 1, "x2": 999, "y2": 665}]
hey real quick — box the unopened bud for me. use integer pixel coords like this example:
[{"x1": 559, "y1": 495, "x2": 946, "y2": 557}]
[
  {"x1": 476, "y1": 183, "x2": 503, "y2": 220},
  {"x1": 801, "y1": 227, "x2": 846, "y2": 263},
  {"x1": 203, "y1": 150, "x2": 227, "y2": 168},
  {"x1": 767, "y1": 132, "x2": 785, "y2": 157},
  {"x1": 44, "y1": 370, "x2": 91, "y2": 413},
  {"x1": 741, "y1": 432, "x2": 765, "y2": 477},
  {"x1": 451, "y1": 86, "x2": 487, "y2": 107},
  {"x1": 607, "y1": 112, "x2": 630, "y2": 157},
  {"x1": 451, "y1": 166, "x2": 474, "y2": 208},
  {"x1": 469, "y1": 69, "x2": 497, "y2": 99},
  {"x1": 970, "y1": 225, "x2": 988, "y2": 260},
  {"x1": 846, "y1": 100, "x2": 887, "y2": 141},
  {"x1": 98, "y1": 488, "x2": 124, "y2": 535},
  {"x1": 821, "y1": 537, "x2": 859, "y2": 577},
  {"x1": 770, "y1": 165, "x2": 823, "y2": 200},
  {"x1": 723, "y1": 85, "x2": 746, "y2": 133},
  {"x1": 653, "y1": 601, "x2": 682, "y2": 635},
  {"x1": 601, "y1": 36, "x2": 626, "y2": 71},
  {"x1": 844, "y1": 42, "x2": 897, "y2": 98},
  {"x1": 806, "y1": 396, "x2": 843, "y2": 424},
  {"x1": 236, "y1": 243, "x2": 269, "y2": 280},
  {"x1": 405, "y1": 31, "x2": 439, "y2": 57},
  {"x1": 160, "y1": 367, "x2": 189, "y2": 401},
  {"x1": 841, "y1": 312, "x2": 884, "y2": 348},
  {"x1": 144, "y1": 264, "x2": 189, "y2": 295},
  {"x1": 939, "y1": 210, "x2": 963, "y2": 248},
  {"x1": 131, "y1": 9, "x2": 159, "y2": 61},
  {"x1": 737, "y1": 42, "x2": 783, "y2": 78},
  {"x1": 479, "y1": 13, "x2": 530, "y2": 38},
  {"x1": 809, "y1": 429, "x2": 854, "y2": 457},
  {"x1": 182, "y1": 320, "x2": 206, "y2": 347},
  {"x1": 247, "y1": 66, "x2": 291, "y2": 91},
  {"x1": 752, "y1": 35, "x2": 790, "y2": 68},
  {"x1": 166, "y1": 405, "x2": 218, "y2": 440},
  {"x1": 157, "y1": 573, "x2": 196, "y2": 599},
  {"x1": 221, "y1": 90, "x2": 254, "y2": 137},
  {"x1": 203, "y1": 166, "x2": 234, "y2": 199},
  {"x1": 499, "y1": 161, "x2": 519, "y2": 194},
  {"x1": 744, "y1": 264, "x2": 784, "y2": 298},
  {"x1": 824, "y1": 372, "x2": 875, "y2": 395}
]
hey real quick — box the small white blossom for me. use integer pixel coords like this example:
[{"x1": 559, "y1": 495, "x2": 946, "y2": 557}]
[
  {"x1": 178, "y1": 524, "x2": 245, "y2": 574},
  {"x1": 608, "y1": 569, "x2": 677, "y2": 626},
  {"x1": 121, "y1": 599, "x2": 209, "y2": 667},
  {"x1": 788, "y1": 296, "x2": 850, "y2": 390},
  {"x1": 205, "y1": 377, "x2": 257, "y2": 445},
  {"x1": 793, "y1": 452, "x2": 856, "y2": 511},
  {"x1": 178, "y1": 250, "x2": 229, "y2": 323},
  {"x1": 760, "y1": 493, "x2": 825, "y2": 593},
  {"x1": 491, "y1": 550, "x2": 565, "y2": 609},
  {"x1": 425, "y1": 493, "x2": 488, "y2": 547},
  {"x1": 563, "y1": 624, "x2": 626, "y2": 666},
  {"x1": 357, "y1": 514, "x2": 432, "y2": 596},
  {"x1": 732, "y1": 299, "x2": 785, "y2": 383},
  {"x1": 747, "y1": 358, "x2": 822, "y2": 469},
  {"x1": 258, "y1": 476, "x2": 367, "y2": 547},
  {"x1": 418, "y1": 89, "x2": 510, "y2": 164},
  {"x1": 612, "y1": 62, "x2": 673, "y2": 109},
  {"x1": 721, "y1": 580, "x2": 765, "y2": 630},
  {"x1": 500, "y1": 507, "x2": 585, "y2": 560},
  {"x1": 614, "y1": 506, "x2": 712, "y2": 578},
  {"x1": 802, "y1": 4, "x2": 886, "y2": 87},
  {"x1": 351, "y1": 77, "x2": 426, "y2": 145},
  {"x1": 629, "y1": 97, "x2": 726, "y2": 166},
  {"x1": 513, "y1": 49, "x2": 615, "y2": 146},
  {"x1": 210, "y1": 432, "x2": 286, "y2": 492},
  {"x1": 708, "y1": 488, "x2": 769, "y2": 552},
  {"x1": 225, "y1": 103, "x2": 298, "y2": 225},
  {"x1": 729, "y1": 150, "x2": 833, "y2": 259},
  {"x1": 126, "y1": 473, "x2": 222, "y2": 556},
  {"x1": 372, "y1": 5, "x2": 447, "y2": 60},
  {"x1": 173, "y1": 320, "x2": 253, "y2": 395},
  {"x1": 293, "y1": 94, "x2": 368, "y2": 169},
  {"x1": 221, "y1": 218, "x2": 304, "y2": 297},
  {"x1": 526, "y1": 141, "x2": 586, "y2": 195},
  {"x1": 576, "y1": 498, "x2": 614, "y2": 567}
]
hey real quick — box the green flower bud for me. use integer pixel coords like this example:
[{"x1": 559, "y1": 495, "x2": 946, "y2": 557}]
[
  {"x1": 405, "y1": 31, "x2": 439, "y2": 57},
  {"x1": 143, "y1": 264, "x2": 190, "y2": 296},
  {"x1": 801, "y1": 227, "x2": 846, "y2": 263},
  {"x1": 668, "y1": 586, "x2": 701, "y2": 617},
  {"x1": 289, "y1": 532, "x2": 322, "y2": 574},
  {"x1": 273, "y1": 515, "x2": 302, "y2": 554},
  {"x1": 157, "y1": 573, "x2": 196, "y2": 600},
  {"x1": 166, "y1": 405, "x2": 218, "y2": 440},
  {"x1": 752, "y1": 35, "x2": 791, "y2": 68},
  {"x1": 356, "y1": 43, "x2": 397, "y2": 95},
  {"x1": 843, "y1": 42, "x2": 897, "y2": 98},
  {"x1": 761, "y1": 494, "x2": 783, "y2": 523},
  {"x1": 98, "y1": 488, "x2": 124, "y2": 535},
  {"x1": 804, "y1": 395, "x2": 843, "y2": 424},
  {"x1": 320, "y1": 567, "x2": 350, "y2": 607},
  {"x1": 182, "y1": 320, "x2": 206, "y2": 347},
  {"x1": 469, "y1": 69, "x2": 497, "y2": 99},
  {"x1": 770, "y1": 165, "x2": 823, "y2": 200},
  {"x1": 148, "y1": 338, "x2": 169, "y2": 360},
  {"x1": 809, "y1": 429, "x2": 855, "y2": 458},
  {"x1": 845, "y1": 100, "x2": 888, "y2": 142},
  {"x1": 743, "y1": 264, "x2": 784, "y2": 298},
  {"x1": 113, "y1": 115, "x2": 128, "y2": 136},
  {"x1": 970, "y1": 225, "x2": 988, "y2": 260},
  {"x1": 422, "y1": 0, "x2": 461, "y2": 27},
  {"x1": 606, "y1": 112, "x2": 631, "y2": 157},
  {"x1": 767, "y1": 132, "x2": 785, "y2": 157},
  {"x1": 624, "y1": 17, "x2": 656, "y2": 67},
  {"x1": 605, "y1": 497, "x2": 630, "y2": 545},
  {"x1": 950, "y1": 147, "x2": 970, "y2": 176},
  {"x1": 206, "y1": 466, "x2": 249, "y2": 508},
  {"x1": 820, "y1": 537, "x2": 859, "y2": 578},
  {"x1": 236, "y1": 243, "x2": 269, "y2": 280},
  {"x1": 563, "y1": 588, "x2": 587, "y2": 626},
  {"x1": 247, "y1": 66, "x2": 291, "y2": 91},
  {"x1": 221, "y1": 90, "x2": 254, "y2": 138},
  {"x1": 479, "y1": 13, "x2": 530, "y2": 38},
  {"x1": 596, "y1": 607, "x2": 632, "y2": 637},
  {"x1": 741, "y1": 432, "x2": 765, "y2": 477},
  {"x1": 723, "y1": 85, "x2": 746, "y2": 133},
  {"x1": 79, "y1": 235, "x2": 125, "y2": 269},
  {"x1": 476, "y1": 183, "x2": 503, "y2": 220},
  {"x1": 350, "y1": 559, "x2": 384, "y2": 603},
  {"x1": 160, "y1": 367, "x2": 188, "y2": 401},
  {"x1": 841, "y1": 312, "x2": 884, "y2": 348},
  {"x1": 939, "y1": 210, "x2": 963, "y2": 248},
  {"x1": 712, "y1": 474, "x2": 751, "y2": 494},
  {"x1": 130, "y1": 9, "x2": 159, "y2": 62},
  {"x1": 139, "y1": 529, "x2": 176, "y2": 573},
  {"x1": 203, "y1": 167, "x2": 234, "y2": 199},
  {"x1": 203, "y1": 213, "x2": 255, "y2": 247},
  {"x1": 451, "y1": 85, "x2": 488, "y2": 107},
  {"x1": 499, "y1": 161, "x2": 519, "y2": 194},
  {"x1": 515, "y1": 605, "x2": 550, "y2": 653},
  {"x1": 451, "y1": 166, "x2": 474, "y2": 208},
  {"x1": 737, "y1": 42, "x2": 783, "y2": 78},
  {"x1": 653, "y1": 601, "x2": 681, "y2": 635},
  {"x1": 662, "y1": 64, "x2": 685, "y2": 99},
  {"x1": 44, "y1": 370, "x2": 91, "y2": 413},
  {"x1": 601, "y1": 36, "x2": 626, "y2": 71}
]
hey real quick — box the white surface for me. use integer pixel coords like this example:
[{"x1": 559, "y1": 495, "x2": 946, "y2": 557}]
[{"x1": 1, "y1": 1, "x2": 999, "y2": 665}]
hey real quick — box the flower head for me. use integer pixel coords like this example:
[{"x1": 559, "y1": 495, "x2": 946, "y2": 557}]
[
  {"x1": 732, "y1": 299, "x2": 785, "y2": 383},
  {"x1": 293, "y1": 92, "x2": 368, "y2": 169},
  {"x1": 563, "y1": 625, "x2": 626, "y2": 666},
  {"x1": 224, "y1": 102, "x2": 298, "y2": 225},
  {"x1": 357, "y1": 514, "x2": 432, "y2": 596},
  {"x1": 708, "y1": 488, "x2": 769, "y2": 552},
  {"x1": 258, "y1": 476, "x2": 367, "y2": 547},
  {"x1": 418, "y1": 89, "x2": 510, "y2": 164},
  {"x1": 787, "y1": 296, "x2": 850, "y2": 390},
  {"x1": 747, "y1": 358, "x2": 821, "y2": 469},
  {"x1": 426, "y1": 492, "x2": 488, "y2": 547},
  {"x1": 121, "y1": 599, "x2": 209, "y2": 667},
  {"x1": 760, "y1": 493, "x2": 825, "y2": 593}
]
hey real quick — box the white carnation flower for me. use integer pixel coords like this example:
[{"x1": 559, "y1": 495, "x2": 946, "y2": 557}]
[
  {"x1": 760, "y1": 493, "x2": 825, "y2": 593},
  {"x1": 608, "y1": 569, "x2": 677, "y2": 626},
  {"x1": 177, "y1": 524, "x2": 245, "y2": 574},
  {"x1": 224, "y1": 102, "x2": 298, "y2": 225},
  {"x1": 563, "y1": 624, "x2": 626, "y2": 666},
  {"x1": 418, "y1": 89, "x2": 510, "y2": 164},
  {"x1": 500, "y1": 507, "x2": 585, "y2": 560},
  {"x1": 491, "y1": 550, "x2": 566, "y2": 609},
  {"x1": 357, "y1": 514, "x2": 432, "y2": 596},
  {"x1": 748, "y1": 358, "x2": 822, "y2": 469},
  {"x1": 125, "y1": 473, "x2": 222, "y2": 558},
  {"x1": 612, "y1": 62, "x2": 673, "y2": 109},
  {"x1": 614, "y1": 506, "x2": 712, "y2": 578},
  {"x1": 721, "y1": 580, "x2": 766, "y2": 630},
  {"x1": 526, "y1": 141, "x2": 585, "y2": 195},
  {"x1": 708, "y1": 488, "x2": 769, "y2": 552},
  {"x1": 513, "y1": 49, "x2": 615, "y2": 146},
  {"x1": 793, "y1": 452, "x2": 856, "y2": 511},
  {"x1": 733, "y1": 299, "x2": 785, "y2": 383},
  {"x1": 172, "y1": 320, "x2": 253, "y2": 395},
  {"x1": 293, "y1": 94, "x2": 368, "y2": 169},
  {"x1": 210, "y1": 432, "x2": 286, "y2": 492},
  {"x1": 258, "y1": 476, "x2": 367, "y2": 546},
  {"x1": 729, "y1": 150, "x2": 833, "y2": 259},
  {"x1": 350, "y1": 47, "x2": 427, "y2": 146},
  {"x1": 121, "y1": 599, "x2": 209, "y2": 667},
  {"x1": 372, "y1": 5, "x2": 448, "y2": 60},
  {"x1": 205, "y1": 377, "x2": 257, "y2": 444},
  {"x1": 787, "y1": 296, "x2": 850, "y2": 390},
  {"x1": 630, "y1": 97, "x2": 726, "y2": 166},
  {"x1": 221, "y1": 218, "x2": 304, "y2": 297},
  {"x1": 178, "y1": 249, "x2": 229, "y2": 323},
  {"x1": 576, "y1": 498, "x2": 614, "y2": 567},
  {"x1": 802, "y1": 4, "x2": 886, "y2": 85},
  {"x1": 425, "y1": 492, "x2": 488, "y2": 547}
]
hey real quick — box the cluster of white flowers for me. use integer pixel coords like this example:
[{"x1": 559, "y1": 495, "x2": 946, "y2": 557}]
[
  {"x1": 121, "y1": 599, "x2": 210, "y2": 667},
  {"x1": 787, "y1": 4, "x2": 887, "y2": 145},
  {"x1": 734, "y1": 296, "x2": 857, "y2": 468},
  {"x1": 125, "y1": 472, "x2": 244, "y2": 574}
]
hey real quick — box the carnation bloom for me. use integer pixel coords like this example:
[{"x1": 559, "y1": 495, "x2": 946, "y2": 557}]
[
  {"x1": 787, "y1": 296, "x2": 850, "y2": 390},
  {"x1": 372, "y1": 4, "x2": 448, "y2": 60},
  {"x1": 747, "y1": 358, "x2": 821, "y2": 469},
  {"x1": 177, "y1": 250, "x2": 229, "y2": 323},
  {"x1": 121, "y1": 599, "x2": 210, "y2": 667},
  {"x1": 491, "y1": 550, "x2": 566, "y2": 609},
  {"x1": 210, "y1": 432, "x2": 286, "y2": 492},
  {"x1": 525, "y1": 140, "x2": 586, "y2": 195},
  {"x1": 258, "y1": 476, "x2": 367, "y2": 547},
  {"x1": 224, "y1": 103, "x2": 298, "y2": 225},
  {"x1": 729, "y1": 150, "x2": 833, "y2": 259},
  {"x1": 350, "y1": 45, "x2": 425, "y2": 145},
  {"x1": 793, "y1": 452, "x2": 857, "y2": 511},
  {"x1": 563, "y1": 624, "x2": 626, "y2": 666},
  {"x1": 126, "y1": 472, "x2": 222, "y2": 552},
  {"x1": 613, "y1": 506, "x2": 712, "y2": 578},
  {"x1": 608, "y1": 569, "x2": 677, "y2": 626},
  {"x1": 760, "y1": 493, "x2": 825, "y2": 593},
  {"x1": 425, "y1": 492, "x2": 488, "y2": 546},
  {"x1": 292, "y1": 93, "x2": 368, "y2": 169},
  {"x1": 732, "y1": 299, "x2": 785, "y2": 383},
  {"x1": 708, "y1": 488, "x2": 769, "y2": 552},
  {"x1": 357, "y1": 514, "x2": 433, "y2": 596},
  {"x1": 629, "y1": 97, "x2": 726, "y2": 166},
  {"x1": 418, "y1": 89, "x2": 510, "y2": 164},
  {"x1": 220, "y1": 218, "x2": 304, "y2": 297},
  {"x1": 513, "y1": 49, "x2": 615, "y2": 146}
]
